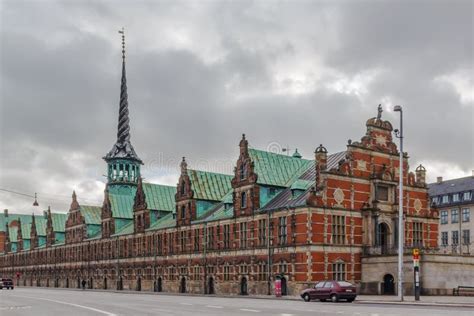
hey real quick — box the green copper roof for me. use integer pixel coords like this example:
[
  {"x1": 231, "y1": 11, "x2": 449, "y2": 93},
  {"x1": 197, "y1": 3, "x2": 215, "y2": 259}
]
[
  {"x1": 109, "y1": 183, "x2": 176, "y2": 219},
  {"x1": 112, "y1": 221, "x2": 134, "y2": 236},
  {"x1": 35, "y1": 217, "x2": 47, "y2": 236},
  {"x1": 249, "y1": 149, "x2": 312, "y2": 187},
  {"x1": 110, "y1": 194, "x2": 134, "y2": 219},
  {"x1": 188, "y1": 170, "x2": 233, "y2": 201},
  {"x1": 20, "y1": 223, "x2": 31, "y2": 240},
  {"x1": 0, "y1": 214, "x2": 5, "y2": 231},
  {"x1": 52, "y1": 213, "x2": 67, "y2": 232},
  {"x1": 9, "y1": 226, "x2": 18, "y2": 242},
  {"x1": 290, "y1": 179, "x2": 313, "y2": 191},
  {"x1": 194, "y1": 205, "x2": 234, "y2": 223},
  {"x1": 80, "y1": 205, "x2": 102, "y2": 225},
  {"x1": 148, "y1": 212, "x2": 175, "y2": 230},
  {"x1": 144, "y1": 183, "x2": 176, "y2": 211}
]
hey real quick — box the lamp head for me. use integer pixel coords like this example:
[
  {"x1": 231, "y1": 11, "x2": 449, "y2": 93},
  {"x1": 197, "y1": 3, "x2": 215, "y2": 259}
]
[{"x1": 394, "y1": 105, "x2": 402, "y2": 112}]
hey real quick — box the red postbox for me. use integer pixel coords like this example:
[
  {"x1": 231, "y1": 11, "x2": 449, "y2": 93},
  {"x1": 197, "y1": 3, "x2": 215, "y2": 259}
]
[{"x1": 275, "y1": 279, "x2": 282, "y2": 297}]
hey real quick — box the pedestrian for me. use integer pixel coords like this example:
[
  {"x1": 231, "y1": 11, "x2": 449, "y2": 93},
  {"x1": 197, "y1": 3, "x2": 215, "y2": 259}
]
[{"x1": 81, "y1": 279, "x2": 86, "y2": 290}]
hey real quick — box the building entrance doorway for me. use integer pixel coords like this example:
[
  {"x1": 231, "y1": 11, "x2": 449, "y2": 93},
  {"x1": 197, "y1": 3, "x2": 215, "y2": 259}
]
[
  {"x1": 240, "y1": 277, "x2": 248, "y2": 295},
  {"x1": 180, "y1": 277, "x2": 186, "y2": 293},
  {"x1": 136, "y1": 277, "x2": 141, "y2": 291},
  {"x1": 208, "y1": 277, "x2": 215, "y2": 294},
  {"x1": 383, "y1": 274, "x2": 395, "y2": 295}
]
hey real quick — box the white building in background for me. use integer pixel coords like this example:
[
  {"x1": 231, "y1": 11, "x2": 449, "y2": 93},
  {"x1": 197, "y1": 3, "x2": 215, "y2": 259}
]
[{"x1": 429, "y1": 173, "x2": 474, "y2": 254}]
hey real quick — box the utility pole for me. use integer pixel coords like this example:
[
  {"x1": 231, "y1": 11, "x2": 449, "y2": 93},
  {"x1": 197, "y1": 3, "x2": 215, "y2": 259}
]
[{"x1": 394, "y1": 105, "x2": 404, "y2": 301}]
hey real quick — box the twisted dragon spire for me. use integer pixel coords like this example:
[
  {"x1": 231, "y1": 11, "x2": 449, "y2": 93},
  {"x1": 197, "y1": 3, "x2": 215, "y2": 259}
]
[{"x1": 104, "y1": 28, "x2": 142, "y2": 163}]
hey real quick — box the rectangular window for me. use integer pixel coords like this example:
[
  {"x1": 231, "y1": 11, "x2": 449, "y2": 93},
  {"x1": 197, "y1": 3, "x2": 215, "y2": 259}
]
[
  {"x1": 462, "y1": 208, "x2": 470, "y2": 222},
  {"x1": 240, "y1": 222, "x2": 247, "y2": 248},
  {"x1": 223, "y1": 265, "x2": 230, "y2": 281},
  {"x1": 180, "y1": 231, "x2": 186, "y2": 252},
  {"x1": 278, "y1": 216, "x2": 287, "y2": 245},
  {"x1": 376, "y1": 185, "x2": 389, "y2": 201},
  {"x1": 453, "y1": 194, "x2": 460, "y2": 202},
  {"x1": 463, "y1": 192, "x2": 472, "y2": 201},
  {"x1": 462, "y1": 230, "x2": 470, "y2": 245},
  {"x1": 440, "y1": 211, "x2": 448, "y2": 224},
  {"x1": 223, "y1": 224, "x2": 230, "y2": 249},
  {"x1": 442, "y1": 195, "x2": 449, "y2": 204},
  {"x1": 452, "y1": 231, "x2": 459, "y2": 245},
  {"x1": 194, "y1": 229, "x2": 200, "y2": 251},
  {"x1": 207, "y1": 227, "x2": 214, "y2": 249},
  {"x1": 413, "y1": 222, "x2": 423, "y2": 247},
  {"x1": 332, "y1": 262, "x2": 346, "y2": 281},
  {"x1": 332, "y1": 215, "x2": 346, "y2": 244},
  {"x1": 258, "y1": 219, "x2": 267, "y2": 246},
  {"x1": 452, "y1": 209, "x2": 459, "y2": 223},
  {"x1": 441, "y1": 232, "x2": 448, "y2": 246}
]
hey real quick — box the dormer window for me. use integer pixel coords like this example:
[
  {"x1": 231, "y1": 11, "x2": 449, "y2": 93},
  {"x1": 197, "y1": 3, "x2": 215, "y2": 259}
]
[
  {"x1": 442, "y1": 195, "x2": 449, "y2": 204},
  {"x1": 376, "y1": 185, "x2": 389, "y2": 201},
  {"x1": 241, "y1": 191, "x2": 247, "y2": 209},
  {"x1": 464, "y1": 192, "x2": 472, "y2": 201},
  {"x1": 453, "y1": 194, "x2": 460, "y2": 202}
]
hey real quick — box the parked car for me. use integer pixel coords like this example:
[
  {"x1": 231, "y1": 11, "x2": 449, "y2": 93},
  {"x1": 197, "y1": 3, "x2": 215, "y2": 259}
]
[
  {"x1": 300, "y1": 280, "x2": 356, "y2": 302},
  {"x1": 0, "y1": 278, "x2": 14, "y2": 290}
]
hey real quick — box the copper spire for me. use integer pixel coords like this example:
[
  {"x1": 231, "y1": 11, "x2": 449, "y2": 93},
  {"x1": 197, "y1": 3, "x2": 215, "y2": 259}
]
[{"x1": 104, "y1": 28, "x2": 142, "y2": 163}]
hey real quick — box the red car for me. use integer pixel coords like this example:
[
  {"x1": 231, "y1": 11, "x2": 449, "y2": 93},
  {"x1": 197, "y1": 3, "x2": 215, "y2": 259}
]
[{"x1": 300, "y1": 280, "x2": 356, "y2": 302}]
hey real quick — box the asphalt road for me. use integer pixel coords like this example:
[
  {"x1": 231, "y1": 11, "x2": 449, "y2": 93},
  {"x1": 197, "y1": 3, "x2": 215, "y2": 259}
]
[{"x1": 0, "y1": 288, "x2": 472, "y2": 316}]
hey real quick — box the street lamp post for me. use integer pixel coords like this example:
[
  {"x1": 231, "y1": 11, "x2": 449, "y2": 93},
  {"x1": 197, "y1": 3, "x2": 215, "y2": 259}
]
[{"x1": 394, "y1": 105, "x2": 404, "y2": 301}]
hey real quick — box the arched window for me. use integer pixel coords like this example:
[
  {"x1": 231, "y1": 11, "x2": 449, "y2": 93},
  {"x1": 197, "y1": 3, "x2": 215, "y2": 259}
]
[
  {"x1": 241, "y1": 191, "x2": 247, "y2": 209},
  {"x1": 181, "y1": 205, "x2": 186, "y2": 219}
]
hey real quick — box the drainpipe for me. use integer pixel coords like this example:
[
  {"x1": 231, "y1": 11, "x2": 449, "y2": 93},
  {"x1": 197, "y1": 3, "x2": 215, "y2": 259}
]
[{"x1": 267, "y1": 210, "x2": 272, "y2": 295}]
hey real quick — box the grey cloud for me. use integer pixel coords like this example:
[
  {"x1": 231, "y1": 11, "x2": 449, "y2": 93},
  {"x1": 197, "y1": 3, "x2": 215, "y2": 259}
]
[{"x1": 0, "y1": 0, "x2": 472, "y2": 214}]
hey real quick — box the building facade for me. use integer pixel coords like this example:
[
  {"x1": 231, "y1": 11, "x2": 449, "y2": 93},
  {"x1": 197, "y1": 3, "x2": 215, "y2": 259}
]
[
  {"x1": 0, "y1": 38, "x2": 439, "y2": 296},
  {"x1": 429, "y1": 175, "x2": 474, "y2": 255}
]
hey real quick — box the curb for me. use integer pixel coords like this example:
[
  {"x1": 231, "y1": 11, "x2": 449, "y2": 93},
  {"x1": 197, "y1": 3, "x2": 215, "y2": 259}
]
[
  {"x1": 13, "y1": 287, "x2": 474, "y2": 308},
  {"x1": 354, "y1": 300, "x2": 474, "y2": 308}
]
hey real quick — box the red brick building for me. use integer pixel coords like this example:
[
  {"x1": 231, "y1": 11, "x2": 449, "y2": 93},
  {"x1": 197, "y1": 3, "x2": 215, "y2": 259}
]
[{"x1": 0, "y1": 38, "x2": 438, "y2": 296}]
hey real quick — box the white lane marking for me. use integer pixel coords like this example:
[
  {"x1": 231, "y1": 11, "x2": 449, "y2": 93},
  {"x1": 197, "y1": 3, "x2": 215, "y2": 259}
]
[
  {"x1": 281, "y1": 314, "x2": 294, "y2": 316},
  {"x1": 240, "y1": 309, "x2": 261, "y2": 313},
  {"x1": 206, "y1": 305, "x2": 223, "y2": 308},
  {"x1": 10, "y1": 295, "x2": 117, "y2": 316},
  {"x1": 180, "y1": 303, "x2": 193, "y2": 306}
]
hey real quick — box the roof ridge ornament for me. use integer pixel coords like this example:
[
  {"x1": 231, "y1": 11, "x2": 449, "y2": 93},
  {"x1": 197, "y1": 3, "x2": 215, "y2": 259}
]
[{"x1": 377, "y1": 103, "x2": 382, "y2": 120}]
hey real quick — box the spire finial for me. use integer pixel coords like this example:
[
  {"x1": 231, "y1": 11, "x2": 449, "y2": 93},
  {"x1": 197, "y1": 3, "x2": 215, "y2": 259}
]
[
  {"x1": 33, "y1": 192, "x2": 39, "y2": 206},
  {"x1": 119, "y1": 27, "x2": 125, "y2": 62},
  {"x1": 377, "y1": 104, "x2": 383, "y2": 120}
]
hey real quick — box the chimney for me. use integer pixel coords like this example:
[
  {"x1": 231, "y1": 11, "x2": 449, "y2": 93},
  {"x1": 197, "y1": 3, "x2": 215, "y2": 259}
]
[
  {"x1": 437, "y1": 176, "x2": 443, "y2": 184},
  {"x1": 472, "y1": 170, "x2": 474, "y2": 177},
  {"x1": 3, "y1": 209, "x2": 8, "y2": 217}
]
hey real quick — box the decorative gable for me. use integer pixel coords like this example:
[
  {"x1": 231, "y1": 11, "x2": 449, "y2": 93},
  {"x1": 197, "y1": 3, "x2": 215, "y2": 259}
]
[
  {"x1": 65, "y1": 191, "x2": 86, "y2": 244},
  {"x1": 231, "y1": 134, "x2": 260, "y2": 217},
  {"x1": 101, "y1": 187, "x2": 115, "y2": 238},
  {"x1": 176, "y1": 157, "x2": 196, "y2": 226},
  {"x1": 133, "y1": 177, "x2": 150, "y2": 233}
]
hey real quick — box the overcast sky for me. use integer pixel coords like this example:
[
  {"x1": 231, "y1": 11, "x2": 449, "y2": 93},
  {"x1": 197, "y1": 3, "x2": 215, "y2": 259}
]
[{"x1": 0, "y1": 0, "x2": 472, "y2": 214}]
